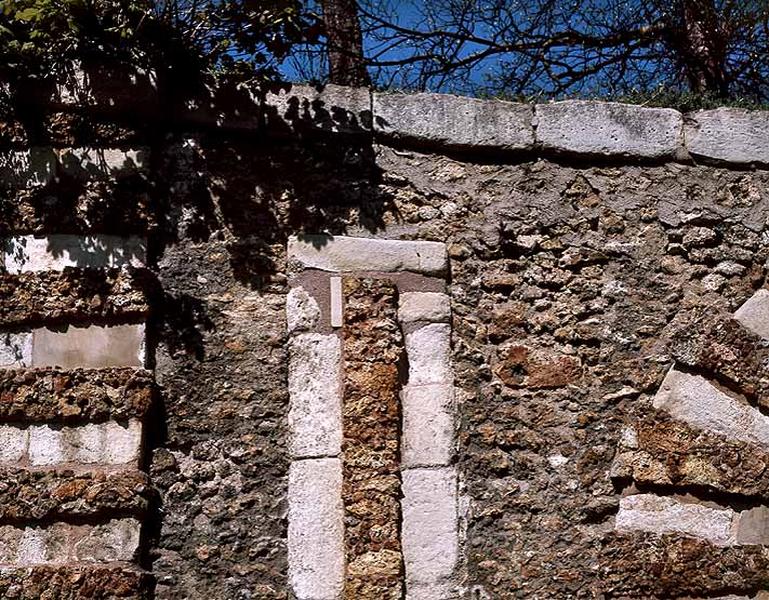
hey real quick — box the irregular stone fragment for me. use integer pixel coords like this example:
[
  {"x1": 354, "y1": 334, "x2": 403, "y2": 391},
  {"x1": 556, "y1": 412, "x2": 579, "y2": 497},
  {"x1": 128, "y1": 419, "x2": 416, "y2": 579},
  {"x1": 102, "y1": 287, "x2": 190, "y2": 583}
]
[
  {"x1": 3, "y1": 235, "x2": 146, "y2": 273},
  {"x1": 285, "y1": 285, "x2": 321, "y2": 335},
  {"x1": 288, "y1": 333, "x2": 342, "y2": 458},
  {"x1": 0, "y1": 367, "x2": 153, "y2": 423},
  {"x1": 288, "y1": 458, "x2": 344, "y2": 600},
  {"x1": 374, "y1": 92, "x2": 534, "y2": 151},
  {"x1": 342, "y1": 278, "x2": 403, "y2": 600},
  {"x1": 398, "y1": 292, "x2": 451, "y2": 323},
  {"x1": 686, "y1": 109, "x2": 769, "y2": 164},
  {"x1": 495, "y1": 343, "x2": 582, "y2": 389},
  {"x1": 536, "y1": 101, "x2": 684, "y2": 158},
  {"x1": 288, "y1": 235, "x2": 448, "y2": 276}
]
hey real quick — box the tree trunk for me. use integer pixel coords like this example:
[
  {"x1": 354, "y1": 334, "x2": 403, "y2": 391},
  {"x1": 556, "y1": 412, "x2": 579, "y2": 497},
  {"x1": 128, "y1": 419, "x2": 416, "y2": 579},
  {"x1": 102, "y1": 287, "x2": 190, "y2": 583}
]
[
  {"x1": 321, "y1": 0, "x2": 370, "y2": 86},
  {"x1": 676, "y1": 0, "x2": 729, "y2": 96}
]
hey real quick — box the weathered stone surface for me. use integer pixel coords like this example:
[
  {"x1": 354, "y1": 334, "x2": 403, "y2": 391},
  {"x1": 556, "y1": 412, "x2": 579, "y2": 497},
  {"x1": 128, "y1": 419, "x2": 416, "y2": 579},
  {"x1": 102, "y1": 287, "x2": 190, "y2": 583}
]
[
  {"x1": 31, "y1": 323, "x2": 145, "y2": 369},
  {"x1": 405, "y1": 323, "x2": 452, "y2": 387},
  {"x1": 285, "y1": 285, "x2": 321, "y2": 335},
  {"x1": 288, "y1": 458, "x2": 344, "y2": 600},
  {"x1": 401, "y1": 384, "x2": 455, "y2": 468},
  {"x1": 0, "y1": 268, "x2": 151, "y2": 329},
  {"x1": 0, "y1": 367, "x2": 153, "y2": 423},
  {"x1": 614, "y1": 413, "x2": 769, "y2": 498},
  {"x1": 669, "y1": 308, "x2": 769, "y2": 408},
  {"x1": 401, "y1": 467, "x2": 458, "y2": 588},
  {"x1": 0, "y1": 469, "x2": 152, "y2": 520},
  {"x1": 0, "y1": 518, "x2": 141, "y2": 565},
  {"x1": 536, "y1": 101, "x2": 683, "y2": 158},
  {"x1": 398, "y1": 291, "x2": 451, "y2": 323},
  {"x1": 734, "y1": 288, "x2": 769, "y2": 340},
  {"x1": 0, "y1": 426, "x2": 27, "y2": 462},
  {"x1": 288, "y1": 333, "x2": 342, "y2": 458},
  {"x1": 27, "y1": 420, "x2": 143, "y2": 467},
  {"x1": 615, "y1": 494, "x2": 737, "y2": 546},
  {"x1": 342, "y1": 278, "x2": 403, "y2": 600},
  {"x1": 494, "y1": 343, "x2": 582, "y2": 388},
  {"x1": 4, "y1": 235, "x2": 146, "y2": 273},
  {"x1": 374, "y1": 92, "x2": 534, "y2": 150},
  {"x1": 265, "y1": 83, "x2": 372, "y2": 136},
  {"x1": 0, "y1": 565, "x2": 153, "y2": 599},
  {"x1": 288, "y1": 235, "x2": 448, "y2": 276},
  {"x1": 0, "y1": 333, "x2": 32, "y2": 367},
  {"x1": 686, "y1": 109, "x2": 769, "y2": 164},
  {"x1": 653, "y1": 368, "x2": 769, "y2": 447}
]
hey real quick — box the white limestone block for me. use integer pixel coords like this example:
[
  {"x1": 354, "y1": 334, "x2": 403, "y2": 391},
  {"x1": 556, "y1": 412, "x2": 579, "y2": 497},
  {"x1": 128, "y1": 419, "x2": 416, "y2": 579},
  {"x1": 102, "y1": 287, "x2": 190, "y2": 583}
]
[
  {"x1": 0, "y1": 333, "x2": 32, "y2": 368},
  {"x1": 399, "y1": 292, "x2": 451, "y2": 323},
  {"x1": 536, "y1": 101, "x2": 683, "y2": 158},
  {"x1": 0, "y1": 426, "x2": 28, "y2": 463},
  {"x1": 3, "y1": 235, "x2": 146, "y2": 273},
  {"x1": 72, "y1": 518, "x2": 142, "y2": 562},
  {"x1": 288, "y1": 458, "x2": 344, "y2": 600},
  {"x1": 405, "y1": 324, "x2": 453, "y2": 387},
  {"x1": 653, "y1": 368, "x2": 769, "y2": 448},
  {"x1": 0, "y1": 149, "x2": 57, "y2": 188},
  {"x1": 286, "y1": 286, "x2": 321, "y2": 335},
  {"x1": 28, "y1": 420, "x2": 142, "y2": 467},
  {"x1": 615, "y1": 494, "x2": 736, "y2": 546},
  {"x1": 686, "y1": 109, "x2": 769, "y2": 164},
  {"x1": 734, "y1": 289, "x2": 769, "y2": 340},
  {"x1": 31, "y1": 323, "x2": 145, "y2": 369},
  {"x1": 402, "y1": 384, "x2": 455, "y2": 467},
  {"x1": 401, "y1": 467, "x2": 459, "y2": 586},
  {"x1": 288, "y1": 333, "x2": 342, "y2": 458},
  {"x1": 288, "y1": 235, "x2": 448, "y2": 276}
]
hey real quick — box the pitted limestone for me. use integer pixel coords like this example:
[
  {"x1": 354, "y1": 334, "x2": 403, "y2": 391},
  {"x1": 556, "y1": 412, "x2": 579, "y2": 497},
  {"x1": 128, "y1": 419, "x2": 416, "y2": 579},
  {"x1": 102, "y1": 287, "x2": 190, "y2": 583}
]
[
  {"x1": 405, "y1": 324, "x2": 453, "y2": 387},
  {"x1": 288, "y1": 235, "x2": 448, "y2": 276},
  {"x1": 734, "y1": 289, "x2": 769, "y2": 340},
  {"x1": 288, "y1": 458, "x2": 344, "y2": 600},
  {"x1": 288, "y1": 333, "x2": 343, "y2": 459},
  {"x1": 3, "y1": 235, "x2": 146, "y2": 273},
  {"x1": 536, "y1": 101, "x2": 683, "y2": 158},
  {"x1": 399, "y1": 292, "x2": 451, "y2": 323},
  {"x1": 286, "y1": 286, "x2": 321, "y2": 335},
  {"x1": 686, "y1": 109, "x2": 769, "y2": 164},
  {"x1": 373, "y1": 92, "x2": 534, "y2": 150},
  {"x1": 0, "y1": 426, "x2": 27, "y2": 463},
  {"x1": 27, "y1": 420, "x2": 142, "y2": 467},
  {"x1": 401, "y1": 384, "x2": 455, "y2": 468}
]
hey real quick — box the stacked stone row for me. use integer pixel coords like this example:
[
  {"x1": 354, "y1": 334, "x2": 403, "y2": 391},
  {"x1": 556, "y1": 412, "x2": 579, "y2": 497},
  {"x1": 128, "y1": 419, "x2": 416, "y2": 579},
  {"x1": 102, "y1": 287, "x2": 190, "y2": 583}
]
[{"x1": 0, "y1": 148, "x2": 154, "y2": 597}]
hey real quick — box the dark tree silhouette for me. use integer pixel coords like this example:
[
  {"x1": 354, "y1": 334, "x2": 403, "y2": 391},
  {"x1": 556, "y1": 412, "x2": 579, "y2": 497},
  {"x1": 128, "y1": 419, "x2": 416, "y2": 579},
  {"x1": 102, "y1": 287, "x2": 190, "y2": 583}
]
[{"x1": 320, "y1": 0, "x2": 370, "y2": 85}]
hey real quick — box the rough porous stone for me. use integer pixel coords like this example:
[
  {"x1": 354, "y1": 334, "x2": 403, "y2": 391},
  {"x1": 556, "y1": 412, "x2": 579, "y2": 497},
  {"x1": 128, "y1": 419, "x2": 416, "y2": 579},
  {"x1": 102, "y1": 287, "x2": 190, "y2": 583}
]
[
  {"x1": 288, "y1": 458, "x2": 344, "y2": 600},
  {"x1": 285, "y1": 285, "x2": 321, "y2": 335},
  {"x1": 536, "y1": 101, "x2": 683, "y2": 158},
  {"x1": 341, "y1": 278, "x2": 403, "y2": 600},
  {"x1": 3, "y1": 235, "x2": 146, "y2": 273},
  {"x1": 0, "y1": 268, "x2": 152, "y2": 329},
  {"x1": 686, "y1": 109, "x2": 769, "y2": 164},
  {"x1": 653, "y1": 368, "x2": 769, "y2": 447},
  {"x1": 288, "y1": 235, "x2": 448, "y2": 276},
  {"x1": 0, "y1": 469, "x2": 152, "y2": 520},
  {"x1": 398, "y1": 291, "x2": 451, "y2": 323},
  {"x1": 734, "y1": 288, "x2": 769, "y2": 340},
  {"x1": 288, "y1": 333, "x2": 342, "y2": 458},
  {"x1": 401, "y1": 384, "x2": 455, "y2": 468},
  {"x1": 0, "y1": 367, "x2": 153, "y2": 423},
  {"x1": 265, "y1": 83, "x2": 372, "y2": 136},
  {"x1": 374, "y1": 92, "x2": 534, "y2": 151},
  {"x1": 31, "y1": 323, "x2": 145, "y2": 369},
  {"x1": 0, "y1": 565, "x2": 153, "y2": 599},
  {"x1": 405, "y1": 323, "x2": 452, "y2": 387}
]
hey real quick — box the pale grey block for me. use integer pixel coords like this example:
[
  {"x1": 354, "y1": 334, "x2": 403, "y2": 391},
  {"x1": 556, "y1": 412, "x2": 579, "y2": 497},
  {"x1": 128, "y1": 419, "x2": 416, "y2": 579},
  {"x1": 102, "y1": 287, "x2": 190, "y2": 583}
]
[
  {"x1": 288, "y1": 458, "x2": 344, "y2": 600},
  {"x1": 405, "y1": 324, "x2": 453, "y2": 387},
  {"x1": 536, "y1": 101, "x2": 683, "y2": 158},
  {"x1": 0, "y1": 332, "x2": 32, "y2": 368},
  {"x1": 265, "y1": 83, "x2": 372, "y2": 135},
  {"x1": 72, "y1": 518, "x2": 142, "y2": 563},
  {"x1": 686, "y1": 109, "x2": 769, "y2": 164},
  {"x1": 0, "y1": 426, "x2": 28, "y2": 463},
  {"x1": 402, "y1": 384, "x2": 455, "y2": 467},
  {"x1": 31, "y1": 323, "x2": 145, "y2": 369},
  {"x1": 286, "y1": 286, "x2": 321, "y2": 335},
  {"x1": 402, "y1": 467, "x2": 459, "y2": 586},
  {"x1": 734, "y1": 289, "x2": 769, "y2": 340},
  {"x1": 4, "y1": 234, "x2": 146, "y2": 273},
  {"x1": 288, "y1": 334, "x2": 342, "y2": 458},
  {"x1": 330, "y1": 276, "x2": 343, "y2": 328},
  {"x1": 653, "y1": 368, "x2": 769, "y2": 448},
  {"x1": 399, "y1": 292, "x2": 451, "y2": 323},
  {"x1": 288, "y1": 235, "x2": 447, "y2": 276},
  {"x1": 28, "y1": 420, "x2": 142, "y2": 467},
  {"x1": 406, "y1": 581, "x2": 461, "y2": 600},
  {"x1": 615, "y1": 494, "x2": 736, "y2": 546},
  {"x1": 374, "y1": 92, "x2": 534, "y2": 150},
  {"x1": 733, "y1": 506, "x2": 769, "y2": 545},
  {"x1": 0, "y1": 148, "x2": 57, "y2": 187}
]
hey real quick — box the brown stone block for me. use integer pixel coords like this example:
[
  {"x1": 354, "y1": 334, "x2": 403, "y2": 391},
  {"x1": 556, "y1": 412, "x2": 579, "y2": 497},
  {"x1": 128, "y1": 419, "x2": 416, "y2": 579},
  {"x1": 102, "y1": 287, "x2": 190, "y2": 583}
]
[
  {"x1": 495, "y1": 343, "x2": 582, "y2": 388},
  {"x1": 0, "y1": 564, "x2": 153, "y2": 598}
]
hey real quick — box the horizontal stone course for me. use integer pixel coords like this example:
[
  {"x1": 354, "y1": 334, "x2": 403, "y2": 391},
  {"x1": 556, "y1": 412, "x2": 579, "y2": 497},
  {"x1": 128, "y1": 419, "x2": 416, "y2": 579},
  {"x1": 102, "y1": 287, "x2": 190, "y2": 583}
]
[
  {"x1": 686, "y1": 109, "x2": 769, "y2": 165},
  {"x1": 0, "y1": 564, "x2": 153, "y2": 599},
  {"x1": 0, "y1": 518, "x2": 141, "y2": 565},
  {"x1": 373, "y1": 92, "x2": 534, "y2": 150},
  {"x1": 0, "y1": 367, "x2": 153, "y2": 423},
  {"x1": 0, "y1": 268, "x2": 152, "y2": 329},
  {"x1": 0, "y1": 469, "x2": 152, "y2": 521}
]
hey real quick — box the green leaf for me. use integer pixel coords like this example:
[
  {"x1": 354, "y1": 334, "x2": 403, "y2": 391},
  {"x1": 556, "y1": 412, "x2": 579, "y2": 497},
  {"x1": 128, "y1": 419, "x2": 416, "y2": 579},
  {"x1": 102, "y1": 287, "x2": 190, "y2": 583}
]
[{"x1": 15, "y1": 7, "x2": 40, "y2": 21}]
